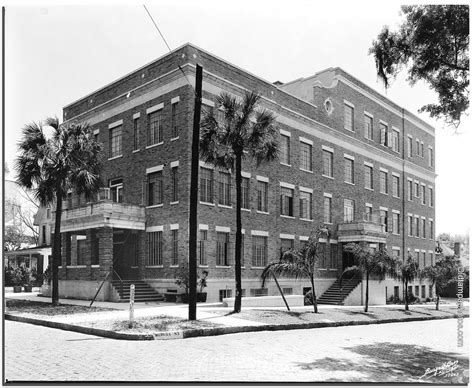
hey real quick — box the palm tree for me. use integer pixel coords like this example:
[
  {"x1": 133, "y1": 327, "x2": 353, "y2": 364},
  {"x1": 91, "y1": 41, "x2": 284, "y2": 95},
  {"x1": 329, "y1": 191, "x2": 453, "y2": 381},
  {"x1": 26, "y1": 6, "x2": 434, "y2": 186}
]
[
  {"x1": 15, "y1": 117, "x2": 103, "y2": 305},
  {"x1": 343, "y1": 243, "x2": 397, "y2": 312},
  {"x1": 394, "y1": 254, "x2": 420, "y2": 311},
  {"x1": 420, "y1": 255, "x2": 460, "y2": 310},
  {"x1": 261, "y1": 227, "x2": 329, "y2": 313},
  {"x1": 200, "y1": 91, "x2": 279, "y2": 313}
]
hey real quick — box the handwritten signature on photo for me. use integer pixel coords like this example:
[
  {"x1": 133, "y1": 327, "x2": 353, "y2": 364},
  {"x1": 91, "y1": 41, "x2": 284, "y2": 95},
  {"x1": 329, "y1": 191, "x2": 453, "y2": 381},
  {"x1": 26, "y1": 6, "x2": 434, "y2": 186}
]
[{"x1": 419, "y1": 360, "x2": 459, "y2": 380}]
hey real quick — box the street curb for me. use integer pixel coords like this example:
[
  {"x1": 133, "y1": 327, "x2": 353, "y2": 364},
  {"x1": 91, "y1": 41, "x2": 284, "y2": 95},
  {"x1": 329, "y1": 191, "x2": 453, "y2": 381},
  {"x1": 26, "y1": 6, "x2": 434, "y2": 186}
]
[{"x1": 5, "y1": 312, "x2": 469, "y2": 341}]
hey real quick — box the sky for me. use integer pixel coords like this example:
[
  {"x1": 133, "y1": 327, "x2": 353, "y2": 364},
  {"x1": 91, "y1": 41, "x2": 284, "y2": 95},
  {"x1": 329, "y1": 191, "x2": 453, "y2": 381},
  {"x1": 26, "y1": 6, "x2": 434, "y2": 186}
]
[{"x1": 2, "y1": 0, "x2": 472, "y2": 236}]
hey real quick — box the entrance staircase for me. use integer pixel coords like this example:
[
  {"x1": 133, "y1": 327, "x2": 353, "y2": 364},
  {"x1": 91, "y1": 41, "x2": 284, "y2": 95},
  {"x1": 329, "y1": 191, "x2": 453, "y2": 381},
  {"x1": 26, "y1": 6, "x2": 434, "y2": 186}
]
[
  {"x1": 111, "y1": 280, "x2": 164, "y2": 302},
  {"x1": 317, "y1": 276, "x2": 361, "y2": 305}
]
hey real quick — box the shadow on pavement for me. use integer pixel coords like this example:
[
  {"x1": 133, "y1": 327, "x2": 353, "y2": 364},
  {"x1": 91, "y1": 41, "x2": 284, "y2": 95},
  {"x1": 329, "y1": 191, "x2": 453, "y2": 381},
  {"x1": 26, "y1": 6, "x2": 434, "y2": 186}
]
[{"x1": 295, "y1": 342, "x2": 469, "y2": 384}]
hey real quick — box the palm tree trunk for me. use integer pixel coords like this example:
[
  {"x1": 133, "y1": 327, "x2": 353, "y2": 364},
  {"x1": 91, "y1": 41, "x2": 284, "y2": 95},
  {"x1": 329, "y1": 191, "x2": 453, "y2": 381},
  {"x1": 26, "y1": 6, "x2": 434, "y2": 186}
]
[
  {"x1": 310, "y1": 273, "x2": 318, "y2": 313},
  {"x1": 364, "y1": 273, "x2": 369, "y2": 312},
  {"x1": 405, "y1": 281, "x2": 409, "y2": 311},
  {"x1": 52, "y1": 190, "x2": 63, "y2": 306},
  {"x1": 233, "y1": 154, "x2": 243, "y2": 313}
]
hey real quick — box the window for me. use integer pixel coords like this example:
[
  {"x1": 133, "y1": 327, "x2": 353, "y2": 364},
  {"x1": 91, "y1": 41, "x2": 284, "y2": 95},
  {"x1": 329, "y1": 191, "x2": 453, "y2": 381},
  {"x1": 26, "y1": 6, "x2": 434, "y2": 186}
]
[
  {"x1": 394, "y1": 286, "x2": 400, "y2": 299},
  {"x1": 415, "y1": 285, "x2": 419, "y2": 296},
  {"x1": 392, "y1": 175, "x2": 400, "y2": 197},
  {"x1": 280, "y1": 187, "x2": 294, "y2": 217},
  {"x1": 200, "y1": 167, "x2": 213, "y2": 203},
  {"x1": 344, "y1": 158, "x2": 354, "y2": 184},
  {"x1": 171, "y1": 229, "x2": 179, "y2": 266},
  {"x1": 241, "y1": 233, "x2": 245, "y2": 267},
  {"x1": 280, "y1": 239, "x2": 294, "y2": 256},
  {"x1": 421, "y1": 142, "x2": 424, "y2": 157},
  {"x1": 218, "y1": 171, "x2": 231, "y2": 206},
  {"x1": 392, "y1": 213, "x2": 400, "y2": 234},
  {"x1": 147, "y1": 231, "x2": 163, "y2": 266},
  {"x1": 392, "y1": 130, "x2": 400, "y2": 152},
  {"x1": 147, "y1": 171, "x2": 163, "y2": 206},
  {"x1": 421, "y1": 218, "x2": 426, "y2": 238},
  {"x1": 199, "y1": 230, "x2": 207, "y2": 266},
  {"x1": 42, "y1": 225, "x2": 47, "y2": 245},
  {"x1": 91, "y1": 230, "x2": 99, "y2": 265},
  {"x1": 299, "y1": 191, "x2": 312, "y2": 220},
  {"x1": 429, "y1": 285, "x2": 433, "y2": 298},
  {"x1": 422, "y1": 252, "x2": 426, "y2": 268},
  {"x1": 324, "y1": 196, "x2": 332, "y2": 223},
  {"x1": 365, "y1": 204, "x2": 373, "y2": 221},
  {"x1": 393, "y1": 248, "x2": 400, "y2": 259},
  {"x1": 241, "y1": 177, "x2": 250, "y2": 210},
  {"x1": 416, "y1": 139, "x2": 420, "y2": 155},
  {"x1": 343, "y1": 199, "x2": 355, "y2": 222},
  {"x1": 322, "y1": 150, "x2": 333, "y2": 177},
  {"x1": 257, "y1": 180, "x2": 268, "y2": 212},
  {"x1": 428, "y1": 148, "x2": 434, "y2": 167},
  {"x1": 216, "y1": 232, "x2": 230, "y2": 266},
  {"x1": 421, "y1": 285, "x2": 426, "y2": 298},
  {"x1": 109, "y1": 125, "x2": 122, "y2": 158},
  {"x1": 171, "y1": 166, "x2": 179, "y2": 203},
  {"x1": 109, "y1": 178, "x2": 123, "y2": 203},
  {"x1": 219, "y1": 289, "x2": 232, "y2": 302},
  {"x1": 429, "y1": 187, "x2": 434, "y2": 207},
  {"x1": 282, "y1": 288, "x2": 293, "y2": 295},
  {"x1": 133, "y1": 118, "x2": 140, "y2": 151},
  {"x1": 147, "y1": 110, "x2": 162, "y2": 146},
  {"x1": 380, "y1": 171, "x2": 388, "y2": 194},
  {"x1": 252, "y1": 235, "x2": 268, "y2": 267},
  {"x1": 364, "y1": 114, "x2": 373, "y2": 140},
  {"x1": 299, "y1": 142, "x2": 312, "y2": 171},
  {"x1": 408, "y1": 285, "x2": 413, "y2": 296},
  {"x1": 344, "y1": 103, "x2": 354, "y2": 131},
  {"x1": 251, "y1": 288, "x2": 269, "y2": 297},
  {"x1": 407, "y1": 137, "x2": 413, "y2": 157},
  {"x1": 415, "y1": 182, "x2": 419, "y2": 197},
  {"x1": 171, "y1": 102, "x2": 178, "y2": 139},
  {"x1": 420, "y1": 185, "x2": 426, "y2": 205},
  {"x1": 380, "y1": 210, "x2": 388, "y2": 232},
  {"x1": 430, "y1": 252, "x2": 434, "y2": 266},
  {"x1": 280, "y1": 134, "x2": 290, "y2": 165},
  {"x1": 408, "y1": 215, "x2": 413, "y2": 236},
  {"x1": 364, "y1": 165, "x2": 373, "y2": 189},
  {"x1": 415, "y1": 217, "x2": 420, "y2": 237},
  {"x1": 380, "y1": 122, "x2": 388, "y2": 146},
  {"x1": 408, "y1": 180, "x2": 413, "y2": 201},
  {"x1": 77, "y1": 237, "x2": 87, "y2": 266},
  {"x1": 330, "y1": 244, "x2": 338, "y2": 268},
  {"x1": 46, "y1": 208, "x2": 51, "y2": 219},
  {"x1": 429, "y1": 220, "x2": 434, "y2": 239}
]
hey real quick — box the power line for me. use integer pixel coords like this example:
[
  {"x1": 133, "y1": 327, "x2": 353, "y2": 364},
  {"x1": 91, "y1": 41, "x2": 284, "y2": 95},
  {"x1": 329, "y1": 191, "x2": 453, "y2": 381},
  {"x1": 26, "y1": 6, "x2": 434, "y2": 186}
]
[{"x1": 142, "y1": 4, "x2": 197, "y2": 96}]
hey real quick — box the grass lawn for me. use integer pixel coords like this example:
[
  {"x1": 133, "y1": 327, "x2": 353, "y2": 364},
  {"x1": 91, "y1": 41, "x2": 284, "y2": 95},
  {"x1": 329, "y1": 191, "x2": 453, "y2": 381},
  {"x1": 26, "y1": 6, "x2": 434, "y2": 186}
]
[
  {"x1": 208, "y1": 305, "x2": 465, "y2": 325},
  {"x1": 5, "y1": 299, "x2": 117, "y2": 316},
  {"x1": 81, "y1": 315, "x2": 223, "y2": 333}
]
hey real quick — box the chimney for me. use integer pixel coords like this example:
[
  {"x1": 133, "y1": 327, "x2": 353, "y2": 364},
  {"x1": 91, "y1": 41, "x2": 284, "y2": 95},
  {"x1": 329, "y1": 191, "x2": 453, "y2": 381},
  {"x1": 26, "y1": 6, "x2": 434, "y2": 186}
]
[{"x1": 454, "y1": 242, "x2": 461, "y2": 256}]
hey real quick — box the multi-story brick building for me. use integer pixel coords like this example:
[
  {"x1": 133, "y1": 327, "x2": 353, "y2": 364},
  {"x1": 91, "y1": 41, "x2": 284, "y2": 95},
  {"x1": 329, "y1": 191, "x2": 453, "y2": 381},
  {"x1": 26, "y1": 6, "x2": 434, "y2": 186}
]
[{"x1": 44, "y1": 43, "x2": 436, "y2": 304}]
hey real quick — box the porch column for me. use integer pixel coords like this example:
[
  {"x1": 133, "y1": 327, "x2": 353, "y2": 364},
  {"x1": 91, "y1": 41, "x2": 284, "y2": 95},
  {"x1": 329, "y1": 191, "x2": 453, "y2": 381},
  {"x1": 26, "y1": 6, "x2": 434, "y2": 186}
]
[
  {"x1": 98, "y1": 227, "x2": 113, "y2": 278},
  {"x1": 137, "y1": 230, "x2": 146, "y2": 280}
]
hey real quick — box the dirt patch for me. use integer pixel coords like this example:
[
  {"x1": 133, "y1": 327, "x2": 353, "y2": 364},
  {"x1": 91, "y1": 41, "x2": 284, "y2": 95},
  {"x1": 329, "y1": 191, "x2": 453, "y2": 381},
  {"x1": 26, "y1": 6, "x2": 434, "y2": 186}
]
[{"x1": 5, "y1": 299, "x2": 116, "y2": 316}]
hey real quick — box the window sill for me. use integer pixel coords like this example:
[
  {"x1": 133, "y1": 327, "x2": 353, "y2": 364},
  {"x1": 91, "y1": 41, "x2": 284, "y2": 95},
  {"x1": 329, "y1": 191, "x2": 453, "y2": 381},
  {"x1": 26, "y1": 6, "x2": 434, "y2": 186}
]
[
  {"x1": 280, "y1": 162, "x2": 291, "y2": 167},
  {"x1": 108, "y1": 155, "x2": 122, "y2": 161},
  {"x1": 145, "y1": 265, "x2": 164, "y2": 268},
  {"x1": 241, "y1": 208, "x2": 251, "y2": 212},
  {"x1": 146, "y1": 204, "x2": 163, "y2": 209},
  {"x1": 322, "y1": 175, "x2": 334, "y2": 179},
  {"x1": 280, "y1": 215, "x2": 295, "y2": 219},
  {"x1": 170, "y1": 265, "x2": 179, "y2": 268},
  {"x1": 365, "y1": 187, "x2": 374, "y2": 191},
  {"x1": 67, "y1": 265, "x2": 86, "y2": 269},
  {"x1": 323, "y1": 222, "x2": 333, "y2": 225},
  {"x1": 146, "y1": 142, "x2": 164, "y2": 150},
  {"x1": 91, "y1": 265, "x2": 100, "y2": 268},
  {"x1": 170, "y1": 137, "x2": 179, "y2": 142},
  {"x1": 344, "y1": 181, "x2": 355, "y2": 185},
  {"x1": 216, "y1": 265, "x2": 231, "y2": 268},
  {"x1": 256, "y1": 210, "x2": 269, "y2": 215},
  {"x1": 344, "y1": 126, "x2": 355, "y2": 132},
  {"x1": 299, "y1": 168, "x2": 313, "y2": 174},
  {"x1": 198, "y1": 265, "x2": 209, "y2": 268},
  {"x1": 132, "y1": 149, "x2": 140, "y2": 153},
  {"x1": 170, "y1": 201, "x2": 179, "y2": 205},
  {"x1": 218, "y1": 204, "x2": 232, "y2": 209},
  {"x1": 131, "y1": 266, "x2": 138, "y2": 269},
  {"x1": 251, "y1": 267, "x2": 266, "y2": 270},
  {"x1": 300, "y1": 218, "x2": 313, "y2": 222},
  {"x1": 200, "y1": 201, "x2": 215, "y2": 206}
]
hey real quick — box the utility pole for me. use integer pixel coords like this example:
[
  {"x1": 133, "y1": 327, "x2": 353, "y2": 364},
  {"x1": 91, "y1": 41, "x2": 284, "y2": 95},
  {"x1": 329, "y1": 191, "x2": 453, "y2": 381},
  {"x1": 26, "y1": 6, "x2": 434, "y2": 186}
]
[{"x1": 188, "y1": 64, "x2": 202, "y2": 320}]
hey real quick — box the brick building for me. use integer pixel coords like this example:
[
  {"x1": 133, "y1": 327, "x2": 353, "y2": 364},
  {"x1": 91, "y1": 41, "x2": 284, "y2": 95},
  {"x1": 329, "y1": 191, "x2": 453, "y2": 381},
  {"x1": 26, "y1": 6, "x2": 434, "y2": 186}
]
[{"x1": 44, "y1": 43, "x2": 436, "y2": 303}]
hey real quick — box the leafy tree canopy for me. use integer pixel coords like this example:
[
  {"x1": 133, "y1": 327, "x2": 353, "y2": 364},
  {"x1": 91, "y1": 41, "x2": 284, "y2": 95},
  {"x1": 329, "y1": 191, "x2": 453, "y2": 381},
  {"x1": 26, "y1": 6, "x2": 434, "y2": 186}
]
[{"x1": 369, "y1": 5, "x2": 469, "y2": 127}]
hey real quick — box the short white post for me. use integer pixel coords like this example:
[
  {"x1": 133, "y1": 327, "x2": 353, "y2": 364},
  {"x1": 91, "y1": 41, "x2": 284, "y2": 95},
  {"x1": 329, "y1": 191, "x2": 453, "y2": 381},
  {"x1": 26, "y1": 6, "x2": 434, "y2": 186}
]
[{"x1": 129, "y1": 284, "x2": 135, "y2": 328}]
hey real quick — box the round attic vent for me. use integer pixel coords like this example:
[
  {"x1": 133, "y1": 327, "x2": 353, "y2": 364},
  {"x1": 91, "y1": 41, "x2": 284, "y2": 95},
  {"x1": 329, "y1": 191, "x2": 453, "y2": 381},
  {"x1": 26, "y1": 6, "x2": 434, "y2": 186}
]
[{"x1": 324, "y1": 98, "x2": 334, "y2": 115}]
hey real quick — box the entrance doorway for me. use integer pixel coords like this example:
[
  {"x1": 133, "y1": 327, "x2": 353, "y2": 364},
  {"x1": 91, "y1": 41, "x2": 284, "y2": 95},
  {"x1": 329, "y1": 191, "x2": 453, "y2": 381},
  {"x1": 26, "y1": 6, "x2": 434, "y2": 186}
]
[{"x1": 113, "y1": 229, "x2": 139, "y2": 280}]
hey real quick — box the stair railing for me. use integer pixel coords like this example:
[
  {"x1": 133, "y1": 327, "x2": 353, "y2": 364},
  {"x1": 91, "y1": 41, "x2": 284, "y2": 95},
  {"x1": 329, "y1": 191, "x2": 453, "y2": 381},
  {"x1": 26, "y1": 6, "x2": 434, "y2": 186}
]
[
  {"x1": 90, "y1": 270, "x2": 111, "y2": 308},
  {"x1": 337, "y1": 269, "x2": 360, "y2": 289},
  {"x1": 113, "y1": 269, "x2": 124, "y2": 298}
]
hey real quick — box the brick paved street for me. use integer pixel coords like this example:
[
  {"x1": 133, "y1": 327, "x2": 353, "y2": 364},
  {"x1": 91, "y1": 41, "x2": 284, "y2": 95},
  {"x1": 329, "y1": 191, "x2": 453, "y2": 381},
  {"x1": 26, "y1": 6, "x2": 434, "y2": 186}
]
[{"x1": 4, "y1": 318, "x2": 469, "y2": 383}]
